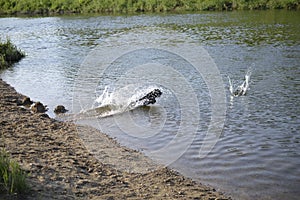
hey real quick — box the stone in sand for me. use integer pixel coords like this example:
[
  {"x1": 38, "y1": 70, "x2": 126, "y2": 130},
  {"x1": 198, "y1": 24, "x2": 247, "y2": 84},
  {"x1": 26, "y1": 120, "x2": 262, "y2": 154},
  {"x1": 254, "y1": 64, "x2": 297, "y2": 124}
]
[
  {"x1": 17, "y1": 96, "x2": 33, "y2": 106},
  {"x1": 31, "y1": 101, "x2": 48, "y2": 113},
  {"x1": 54, "y1": 105, "x2": 68, "y2": 114}
]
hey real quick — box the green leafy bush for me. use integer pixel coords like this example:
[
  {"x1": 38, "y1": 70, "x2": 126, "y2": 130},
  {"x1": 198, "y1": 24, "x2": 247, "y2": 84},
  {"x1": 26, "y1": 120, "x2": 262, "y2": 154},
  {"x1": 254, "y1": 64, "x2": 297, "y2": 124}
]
[{"x1": 0, "y1": 39, "x2": 25, "y2": 69}]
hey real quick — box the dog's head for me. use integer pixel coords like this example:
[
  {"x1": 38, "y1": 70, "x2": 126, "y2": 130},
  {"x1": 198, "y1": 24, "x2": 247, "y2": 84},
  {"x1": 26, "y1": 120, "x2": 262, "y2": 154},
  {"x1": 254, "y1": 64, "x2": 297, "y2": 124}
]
[{"x1": 153, "y1": 89, "x2": 162, "y2": 97}]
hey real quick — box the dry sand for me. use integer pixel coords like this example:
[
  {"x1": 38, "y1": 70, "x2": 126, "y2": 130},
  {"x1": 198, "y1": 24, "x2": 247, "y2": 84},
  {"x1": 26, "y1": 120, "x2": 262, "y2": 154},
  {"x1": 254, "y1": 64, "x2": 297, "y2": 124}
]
[{"x1": 0, "y1": 78, "x2": 230, "y2": 199}]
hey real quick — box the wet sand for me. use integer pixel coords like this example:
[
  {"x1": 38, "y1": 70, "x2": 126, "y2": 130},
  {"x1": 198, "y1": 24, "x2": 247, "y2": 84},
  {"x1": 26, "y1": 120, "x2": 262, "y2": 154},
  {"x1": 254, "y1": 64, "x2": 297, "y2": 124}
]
[{"x1": 0, "y1": 78, "x2": 230, "y2": 199}]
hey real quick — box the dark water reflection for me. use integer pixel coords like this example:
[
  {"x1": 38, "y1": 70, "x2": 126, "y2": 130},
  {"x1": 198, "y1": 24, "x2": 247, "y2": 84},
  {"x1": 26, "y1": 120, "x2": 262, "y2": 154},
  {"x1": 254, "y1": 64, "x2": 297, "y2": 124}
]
[{"x1": 1, "y1": 10, "x2": 299, "y2": 200}]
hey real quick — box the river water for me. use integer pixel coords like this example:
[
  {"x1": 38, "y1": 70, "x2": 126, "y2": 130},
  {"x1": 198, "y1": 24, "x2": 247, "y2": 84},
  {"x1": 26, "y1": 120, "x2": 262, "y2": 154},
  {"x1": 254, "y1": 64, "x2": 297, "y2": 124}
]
[{"x1": 1, "y1": 10, "x2": 299, "y2": 199}]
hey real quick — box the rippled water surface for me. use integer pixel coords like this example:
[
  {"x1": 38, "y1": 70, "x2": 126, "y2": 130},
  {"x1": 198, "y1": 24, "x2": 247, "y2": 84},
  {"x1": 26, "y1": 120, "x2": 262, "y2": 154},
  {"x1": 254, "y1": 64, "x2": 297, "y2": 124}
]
[{"x1": 1, "y1": 10, "x2": 299, "y2": 199}]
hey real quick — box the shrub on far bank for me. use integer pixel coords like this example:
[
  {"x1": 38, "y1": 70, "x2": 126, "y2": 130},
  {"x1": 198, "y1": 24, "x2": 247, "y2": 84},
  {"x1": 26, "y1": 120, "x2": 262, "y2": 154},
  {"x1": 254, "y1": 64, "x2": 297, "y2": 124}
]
[
  {"x1": 0, "y1": 0, "x2": 299, "y2": 15},
  {"x1": 0, "y1": 39, "x2": 25, "y2": 70},
  {"x1": 0, "y1": 148, "x2": 29, "y2": 196}
]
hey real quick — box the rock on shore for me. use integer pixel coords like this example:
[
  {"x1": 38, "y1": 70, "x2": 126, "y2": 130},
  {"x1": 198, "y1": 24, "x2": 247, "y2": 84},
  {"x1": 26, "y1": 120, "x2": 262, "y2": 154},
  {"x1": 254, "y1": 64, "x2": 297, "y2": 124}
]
[
  {"x1": 0, "y1": 78, "x2": 230, "y2": 199},
  {"x1": 54, "y1": 105, "x2": 68, "y2": 114}
]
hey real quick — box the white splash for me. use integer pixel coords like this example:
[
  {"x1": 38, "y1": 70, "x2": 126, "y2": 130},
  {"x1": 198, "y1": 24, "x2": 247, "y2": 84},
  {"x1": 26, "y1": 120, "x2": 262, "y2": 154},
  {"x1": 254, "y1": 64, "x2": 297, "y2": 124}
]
[
  {"x1": 81, "y1": 85, "x2": 163, "y2": 118},
  {"x1": 228, "y1": 68, "x2": 252, "y2": 97}
]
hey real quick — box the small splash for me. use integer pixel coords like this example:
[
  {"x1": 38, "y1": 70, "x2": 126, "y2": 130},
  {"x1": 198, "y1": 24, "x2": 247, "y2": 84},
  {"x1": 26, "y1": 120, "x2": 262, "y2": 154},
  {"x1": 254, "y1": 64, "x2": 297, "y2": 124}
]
[{"x1": 228, "y1": 67, "x2": 252, "y2": 97}]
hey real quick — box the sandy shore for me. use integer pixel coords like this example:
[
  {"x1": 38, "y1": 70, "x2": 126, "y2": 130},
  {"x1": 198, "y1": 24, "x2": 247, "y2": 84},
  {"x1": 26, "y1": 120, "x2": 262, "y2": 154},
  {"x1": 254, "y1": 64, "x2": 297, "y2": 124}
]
[{"x1": 0, "y1": 78, "x2": 230, "y2": 199}]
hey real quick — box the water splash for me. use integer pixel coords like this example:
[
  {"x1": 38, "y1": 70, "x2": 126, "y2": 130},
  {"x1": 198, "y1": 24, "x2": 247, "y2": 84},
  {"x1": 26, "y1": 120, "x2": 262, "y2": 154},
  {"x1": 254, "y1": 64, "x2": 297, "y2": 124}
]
[
  {"x1": 228, "y1": 68, "x2": 252, "y2": 97},
  {"x1": 81, "y1": 85, "x2": 163, "y2": 118}
]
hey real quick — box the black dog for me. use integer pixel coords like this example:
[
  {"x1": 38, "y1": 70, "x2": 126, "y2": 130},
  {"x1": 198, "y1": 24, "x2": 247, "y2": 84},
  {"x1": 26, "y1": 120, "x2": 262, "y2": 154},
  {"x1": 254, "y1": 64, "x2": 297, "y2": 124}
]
[{"x1": 138, "y1": 89, "x2": 162, "y2": 106}]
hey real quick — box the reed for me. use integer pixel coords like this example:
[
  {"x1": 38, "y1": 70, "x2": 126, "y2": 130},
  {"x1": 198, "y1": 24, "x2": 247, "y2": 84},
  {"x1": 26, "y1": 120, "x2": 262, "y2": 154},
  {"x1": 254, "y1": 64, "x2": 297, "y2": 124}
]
[
  {"x1": 0, "y1": 149, "x2": 29, "y2": 195},
  {"x1": 0, "y1": 0, "x2": 299, "y2": 15}
]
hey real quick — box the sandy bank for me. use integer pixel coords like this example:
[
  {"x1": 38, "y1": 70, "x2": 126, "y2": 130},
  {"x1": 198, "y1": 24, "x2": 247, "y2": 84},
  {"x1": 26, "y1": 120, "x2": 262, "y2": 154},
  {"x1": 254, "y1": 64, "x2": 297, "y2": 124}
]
[{"x1": 0, "y1": 78, "x2": 230, "y2": 199}]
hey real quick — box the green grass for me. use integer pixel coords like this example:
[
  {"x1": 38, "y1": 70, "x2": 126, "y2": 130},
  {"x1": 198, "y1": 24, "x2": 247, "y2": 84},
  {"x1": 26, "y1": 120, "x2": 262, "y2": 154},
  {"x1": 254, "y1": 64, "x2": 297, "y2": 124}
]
[
  {"x1": 0, "y1": 39, "x2": 25, "y2": 70},
  {"x1": 0, "y1": 149, "x2": 29, "y2": 195},
  {"x1": 0, "y1": 0, "x2": 299, "y2": 15}
]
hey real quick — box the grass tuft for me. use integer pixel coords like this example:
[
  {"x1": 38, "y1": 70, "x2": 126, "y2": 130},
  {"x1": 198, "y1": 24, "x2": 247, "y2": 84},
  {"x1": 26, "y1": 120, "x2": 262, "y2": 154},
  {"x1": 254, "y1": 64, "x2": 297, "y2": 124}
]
[{"x1": 0, "y1": 148, "x2": 29, "y2": 195}]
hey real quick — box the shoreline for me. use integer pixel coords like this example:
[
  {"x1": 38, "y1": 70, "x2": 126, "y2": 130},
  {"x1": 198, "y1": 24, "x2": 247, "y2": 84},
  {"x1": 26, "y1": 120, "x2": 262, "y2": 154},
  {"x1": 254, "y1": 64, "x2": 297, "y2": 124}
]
[{"x1": 0, "y1": 78, "x2": 230, "y2": 199}]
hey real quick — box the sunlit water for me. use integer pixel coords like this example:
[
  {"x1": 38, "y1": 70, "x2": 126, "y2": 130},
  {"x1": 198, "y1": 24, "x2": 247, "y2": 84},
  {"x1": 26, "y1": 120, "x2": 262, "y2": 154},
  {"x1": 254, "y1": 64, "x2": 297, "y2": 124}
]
[{"x1": 1, "y1": 11, "x2": 300, "y2": 199}]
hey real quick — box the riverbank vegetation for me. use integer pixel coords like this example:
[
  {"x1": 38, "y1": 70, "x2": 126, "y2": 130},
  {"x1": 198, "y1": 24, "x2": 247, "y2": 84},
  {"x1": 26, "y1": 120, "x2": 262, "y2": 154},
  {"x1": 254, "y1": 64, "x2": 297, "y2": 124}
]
[
  {"x1": 0, "y1": 39, "x2": 25, "y2": 70},
  {"x1": 0, "y1": 149, "x2": 29, "y2": 196},
  {"x1": 0, "y1": 0, "x2": 299, "y2": 15}
]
